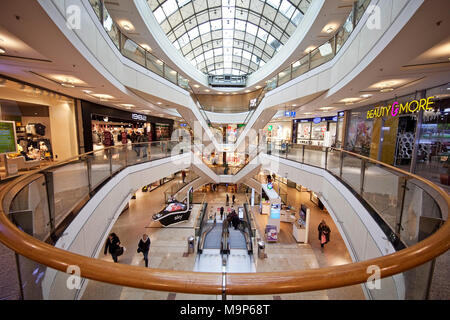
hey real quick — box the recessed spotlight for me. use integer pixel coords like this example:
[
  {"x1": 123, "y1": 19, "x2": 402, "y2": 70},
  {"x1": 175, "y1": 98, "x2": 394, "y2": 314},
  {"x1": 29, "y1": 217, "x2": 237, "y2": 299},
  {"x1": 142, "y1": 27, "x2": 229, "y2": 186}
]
[
  {"x1": 121, "y1": 21, "x2": 134, "y2": 31},
  {"x1": 326, "y1": 26, "x2": 335, "y2": 33},
  {"x1": 292, "y1": 104, "x2": 297, "y2": 107},
  {"x1": 255, "y1": 86, "x2": 262, "y2": 89},
  {"x1": 319, "y1": 107, "x2": 334, "y2": 111},
  {"x1": 245, "y1": 90, "x2": 250, "y2": 93},
  {"x1": 205, "y1": 89, "x2": 210, "y2": 92},
  {"x1": 92, "y1": 93, "x2": 114, "y2": 100},
  {"x1": 0, "y1": 47, "x2": 6, "y2": 54},
  {"x1": 303, "y1": 112, "x2": 313, "y2": 115},
  {"x1": 360, "y1": 94, "x2": 372, "y2": 98},
  {"x1": 141, "y1": 44, "x2": 151, "y2": 51},
  {"x1": 82, "y1": 90, "x2": 92, "y2": 94},
  {"x1": 120, "y1": 104, "x2": 135, "y2": 108},
  {"x1": 380, "y1": 88, "x2": 394, "y2": 93},
  {"x1": 156, "y1": 60, "x2": 163, "y2": 65},
  {"x1": 61, "y1": 83, "x2": 75, "y2": 88},
  {"x1": 193, "y1": 84, "x2": 200, "y2": 88},
  {"x1": 157, "y1": 102, "x2": 162, "y2": 105},
  {"x1": 305, "y1": 46, "x2": 315, "y2": 53}
]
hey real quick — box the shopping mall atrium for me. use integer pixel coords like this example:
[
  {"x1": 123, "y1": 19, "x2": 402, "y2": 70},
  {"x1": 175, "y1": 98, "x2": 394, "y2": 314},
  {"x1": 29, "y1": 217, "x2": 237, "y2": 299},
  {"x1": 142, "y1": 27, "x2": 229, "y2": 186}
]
[{"x1": 0, "y1": 0, "x2": 449, "y2": 301}]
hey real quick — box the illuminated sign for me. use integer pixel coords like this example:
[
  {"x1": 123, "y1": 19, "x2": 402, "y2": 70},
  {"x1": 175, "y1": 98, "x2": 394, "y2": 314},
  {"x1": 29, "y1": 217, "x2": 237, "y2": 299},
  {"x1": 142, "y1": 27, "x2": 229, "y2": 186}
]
[
  {"x1": 366, "y1": 97, "x2": 435, "y2": 119},
  {"x1": 338, "y1": 111, "x2": 345, "y2": 117},
  {"x1": 313, "y1": 117, "x2": 322, "y2": 124},
  {"x1": 284, "y1": 111, "x2": 296, "y2": 117},
  {"x1": 268, "y1": 125, "x2": 273, "y2": 131},
  {"x1": 132, "y1": 113, "x2": 147, "y2": 121},
  {"x1": 180, "y1": 123, "x2": 187, "y2": 127}
]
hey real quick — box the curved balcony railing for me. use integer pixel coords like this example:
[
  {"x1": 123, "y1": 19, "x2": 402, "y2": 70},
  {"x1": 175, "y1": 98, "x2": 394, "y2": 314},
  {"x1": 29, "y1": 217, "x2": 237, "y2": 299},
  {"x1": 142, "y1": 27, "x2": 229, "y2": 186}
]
[
  {"x1": 0, "y1": 138, "x2": 448, "y2": 299},
  {"x1": 86, "y1": 0, "x2": 372, "y2": 119}
]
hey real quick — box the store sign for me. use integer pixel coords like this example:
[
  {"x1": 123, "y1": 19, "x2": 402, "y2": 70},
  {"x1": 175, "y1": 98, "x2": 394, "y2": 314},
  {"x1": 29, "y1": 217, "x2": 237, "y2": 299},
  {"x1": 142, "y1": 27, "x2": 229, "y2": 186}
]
[
  {"x1": 284, "y1": 111, "x2": 296, "y2": 117},
  {"x1": 338, "y1": 111, "x2": 345, "y2": 117},
  {"x1": 268, "y1": 125, "x2": 273, "y2": 131},
  {"x1": 366, "y1": 96, "x2": 435, "y2": 119},
  {"x1": 180, "y1": 123, "x2": 187, "y2": 127},
  {"x1": 313, "y1": 117, "x2": 322, "y2": 124},
  {"x1": 132, "y1": 113, "x2": 147, "y2": 121}
]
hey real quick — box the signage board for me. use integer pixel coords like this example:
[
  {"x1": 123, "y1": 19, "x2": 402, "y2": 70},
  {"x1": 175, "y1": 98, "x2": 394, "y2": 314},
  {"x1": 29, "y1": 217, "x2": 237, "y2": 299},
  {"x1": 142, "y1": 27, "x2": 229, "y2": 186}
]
[
  {"x1": 0, "y1": 121, "x2": 17, "y2": 154},
  {"x1": 132, "y1": 113, "x2": 147, "y2": 121}
]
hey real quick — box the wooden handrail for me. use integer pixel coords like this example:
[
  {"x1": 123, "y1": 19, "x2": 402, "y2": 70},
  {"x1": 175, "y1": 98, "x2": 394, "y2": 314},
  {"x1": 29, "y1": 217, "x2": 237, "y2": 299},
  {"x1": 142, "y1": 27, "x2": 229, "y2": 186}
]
[{"x1": 0, "y1": 147, "x2": 448, "y2": 296}]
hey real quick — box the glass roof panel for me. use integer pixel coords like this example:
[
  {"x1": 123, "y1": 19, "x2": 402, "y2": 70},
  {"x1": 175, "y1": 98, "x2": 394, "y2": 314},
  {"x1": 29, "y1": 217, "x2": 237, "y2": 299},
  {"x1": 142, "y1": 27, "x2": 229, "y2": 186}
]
[{"x1": 146, "y1": 0, "x2": 312, "y2": 75}]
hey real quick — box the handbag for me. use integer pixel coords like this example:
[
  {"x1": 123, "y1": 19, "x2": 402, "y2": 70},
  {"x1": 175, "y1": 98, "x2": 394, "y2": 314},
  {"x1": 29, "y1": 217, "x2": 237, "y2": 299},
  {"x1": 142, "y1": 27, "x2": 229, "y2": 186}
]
[
  {"x1": 321, "y1": 234, "x2": 327, "y2": 245},
  {"x1": 116, "y1": 247, "x2": 124, "y2": 256}
]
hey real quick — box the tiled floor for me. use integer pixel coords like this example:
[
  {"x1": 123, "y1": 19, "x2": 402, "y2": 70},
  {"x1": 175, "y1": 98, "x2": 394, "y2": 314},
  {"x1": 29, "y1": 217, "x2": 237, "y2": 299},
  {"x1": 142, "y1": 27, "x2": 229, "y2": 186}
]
[{"x1": 81, "y1": 174, "x2": 365, "y2": 300}]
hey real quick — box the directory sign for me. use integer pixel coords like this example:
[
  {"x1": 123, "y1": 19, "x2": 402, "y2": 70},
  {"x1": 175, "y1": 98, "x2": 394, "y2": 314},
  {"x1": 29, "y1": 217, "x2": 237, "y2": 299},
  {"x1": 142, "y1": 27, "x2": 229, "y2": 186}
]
[{"x1": 0, "y1": 121, "x2": 17, "y2": 154}]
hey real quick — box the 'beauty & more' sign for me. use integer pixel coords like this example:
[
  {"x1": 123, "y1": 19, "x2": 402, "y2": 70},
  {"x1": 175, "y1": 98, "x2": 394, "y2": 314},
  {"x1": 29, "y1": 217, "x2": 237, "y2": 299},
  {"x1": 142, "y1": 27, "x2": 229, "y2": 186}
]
[{"x1": 366, "y1": 96, "x2": 435, "y2": 119}]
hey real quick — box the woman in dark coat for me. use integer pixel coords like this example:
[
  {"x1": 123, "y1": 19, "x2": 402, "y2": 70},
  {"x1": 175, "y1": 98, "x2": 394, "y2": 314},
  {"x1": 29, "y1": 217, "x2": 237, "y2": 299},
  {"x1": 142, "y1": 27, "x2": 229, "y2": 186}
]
[
  {"x1": 318, "y1": 220, "x2": 331, "y2": 248},
  {"x1": 104, "y1": 232, "x2": 121, "y2": 262},
  {"x1": 138, "y1": 234, "x2": 151, "y2": 267}
]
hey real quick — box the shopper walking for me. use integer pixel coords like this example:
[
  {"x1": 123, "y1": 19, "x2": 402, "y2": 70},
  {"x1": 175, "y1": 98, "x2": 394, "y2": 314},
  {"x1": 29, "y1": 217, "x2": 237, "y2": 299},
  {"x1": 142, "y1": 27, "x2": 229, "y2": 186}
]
[
  {"x1": 226, "y1": 194, "x2": 229, "y2": 206},
  {"x1": 104, "y1": 232, "x2": 122, "y2": 263},
  {"x1": 137, "y1": 234, "x2": 151, "y2": 267},
  {"x1": 181, "y1": 170, "x2": 186, "y2": 183},
  {"x1": 232, "y1": 194, "x2": 236, "y2": 205},
  {"x1": 220, "y1": 206, "x2": 224, "y2": 220},
  {"x1": 318, "y1": 220, "x2": 331, "y2": 248}
]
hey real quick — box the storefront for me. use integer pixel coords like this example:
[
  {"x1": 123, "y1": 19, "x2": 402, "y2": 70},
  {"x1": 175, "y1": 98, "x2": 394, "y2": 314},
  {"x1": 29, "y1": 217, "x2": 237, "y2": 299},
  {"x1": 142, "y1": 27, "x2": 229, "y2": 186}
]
[
  {"x1": 344, "y1": 83, "x2": 450, "y2": 188},
  {"x1": 0, "y1": 76, "x2": 78, "y2": 166},
  {"x1": 292, "y1": 115, "x2": 341, "y2": 147},
  {"x1": 80, "y1": 100, "x2": 174, "y2": 152}
]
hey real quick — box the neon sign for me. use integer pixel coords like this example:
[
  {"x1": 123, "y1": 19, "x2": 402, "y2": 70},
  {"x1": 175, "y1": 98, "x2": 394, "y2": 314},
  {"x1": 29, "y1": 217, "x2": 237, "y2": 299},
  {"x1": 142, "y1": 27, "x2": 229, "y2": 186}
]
[{"x1": 366, "y1": 96, "x2": 435, "y2": 119}]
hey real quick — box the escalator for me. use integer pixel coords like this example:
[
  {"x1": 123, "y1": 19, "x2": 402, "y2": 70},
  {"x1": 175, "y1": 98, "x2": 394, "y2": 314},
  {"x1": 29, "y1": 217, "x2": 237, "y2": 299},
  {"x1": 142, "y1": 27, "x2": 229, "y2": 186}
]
[{"x1": 195, "y1": 202, "x2": 256, "y2": 273}]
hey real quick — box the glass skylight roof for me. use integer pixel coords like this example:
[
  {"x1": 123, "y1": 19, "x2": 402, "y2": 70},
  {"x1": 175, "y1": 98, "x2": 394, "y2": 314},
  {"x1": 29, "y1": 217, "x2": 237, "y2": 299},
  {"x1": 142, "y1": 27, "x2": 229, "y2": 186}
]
[{"x1": 147, "y1": 0, "x2": 312, "y2": 76}]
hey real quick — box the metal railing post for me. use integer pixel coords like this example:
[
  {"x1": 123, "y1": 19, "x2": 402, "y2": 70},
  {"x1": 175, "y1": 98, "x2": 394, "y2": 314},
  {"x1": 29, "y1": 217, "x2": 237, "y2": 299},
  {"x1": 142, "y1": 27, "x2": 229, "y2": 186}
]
[
  {"x1": 339, "y1": 151, "x2": 344, "y2": 178},
  {"x1": 302, "y1": 145, "x2": 305, "y2": 163},
  {"x1": 395, "y1": 177, "x2": 408, "y2": 236},
  {"x1": 108, "y1": 148, "x2": 113, "y2": 177},
  {"x1": 325, "y1": 148, "x2": 329, "y2": 170},
  {"x1": 43, "y1": 171, "x2": 56, "y2": 231},
  {"x1": 360, "y1": 159, "x2": 366, "y2": 195},
  {"x1": 86, "y1": 156, "x2": 93, "y2": 194}
]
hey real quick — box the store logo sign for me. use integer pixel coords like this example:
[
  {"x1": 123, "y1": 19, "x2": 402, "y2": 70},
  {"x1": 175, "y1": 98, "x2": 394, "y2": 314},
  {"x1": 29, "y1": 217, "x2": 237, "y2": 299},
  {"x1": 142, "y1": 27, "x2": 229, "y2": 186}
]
[
  {"x1": 366, "y1": 96, "x2": 436, "y2": 119},
  {"x1": 313, "y1": 117, "x2": 322, "y2": 124},
  {"x1": 284, "y1": 111, "x2": 296, "y2": 117},
  {"x1": 132, "y1": 113, "x2": 147, "y2": 121}
]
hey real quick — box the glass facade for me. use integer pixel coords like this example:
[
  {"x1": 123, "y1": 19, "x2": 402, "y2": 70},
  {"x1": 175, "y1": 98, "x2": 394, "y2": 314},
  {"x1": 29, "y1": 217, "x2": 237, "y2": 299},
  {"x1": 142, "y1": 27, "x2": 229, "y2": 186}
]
[
  {"x1": 344, "y1": 84, "x2": 450, "y2": 191},
  {"x1": 147, "y1": 0, "x2": 312, "y2": 75}
]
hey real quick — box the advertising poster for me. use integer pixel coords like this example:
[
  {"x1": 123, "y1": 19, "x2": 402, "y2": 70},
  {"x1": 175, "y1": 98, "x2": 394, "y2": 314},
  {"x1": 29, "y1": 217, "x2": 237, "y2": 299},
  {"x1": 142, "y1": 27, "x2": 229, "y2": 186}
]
[{"x1": 0, "y1": 121, "x2": 17, "y2": 154}]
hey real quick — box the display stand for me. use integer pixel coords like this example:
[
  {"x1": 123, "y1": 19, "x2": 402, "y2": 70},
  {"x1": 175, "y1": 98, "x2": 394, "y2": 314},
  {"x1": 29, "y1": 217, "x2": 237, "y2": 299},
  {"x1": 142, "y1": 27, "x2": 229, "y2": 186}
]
[{"x1": 292, "y1": 205, "x2": 311, "y2": 243}]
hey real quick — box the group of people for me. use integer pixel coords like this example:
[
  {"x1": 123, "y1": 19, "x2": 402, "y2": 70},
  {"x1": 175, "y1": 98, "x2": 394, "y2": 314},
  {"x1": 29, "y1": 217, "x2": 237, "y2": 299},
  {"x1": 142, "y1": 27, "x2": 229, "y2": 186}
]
[
  {"x1": 225, "y1": 193, "x2": 236, "y2": 206},
  {"x1": 104, "y1": 233, "x2": 151, "y2": 267}
]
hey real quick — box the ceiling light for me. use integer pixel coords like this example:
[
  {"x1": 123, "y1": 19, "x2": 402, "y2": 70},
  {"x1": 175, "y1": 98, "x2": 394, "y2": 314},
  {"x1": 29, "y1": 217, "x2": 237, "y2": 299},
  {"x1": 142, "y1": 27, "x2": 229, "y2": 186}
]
[
  {"x1": 305, "y1": 46, "x2": 315, "y2": 53},
  {"x1": 61, "y1": 83, "x2": 75, "y2": 88},
  {"x1": 218, "y1": 92, "x2": 223, "y2": 94},
  {"x1": 120, "y1": 104, "x2": 134, "y2": 108},
  {"x1": 141, "y1": 44, "x2": 151, "y2": 51},
  {"x1": 120, "y1": 21, "x2": 134, "y2": 31},
  {"x1": 360, "y1": 94, "x2": 372, "y2": 98},
  {"x1": 157, "y1": 102, "x2": 162, "y2": 105},
  {"x1": 245, "y1": 90, "x2": 250, "y2": 93},
  {"x1": 380, "y1": 88, "x2": 394, "y2": 93},
  {"x1": 204, "y1": 89, "x2": 210, "y2": 92},
  {"x1": 0, "y1": 47, "x2": 6, "y2": 54},
  {"x1": 193, "y1": 84, "x2": 200, "y2": 88},
  {"x1": 156, "y1": 60, "x2": 163, "y2": 65},
  {"x1": 292, "y1": 104, "x2": 297, "y2": 107},
  {"x1": 319, "y1": 107, "x2": 334, "y2": 110},
  {"x1": 255, "y1": 86, "x2": 262, "y2": 89},
  {"x1": 83, "y1": 90, "x2": 92, "y2": 94},
  {"x1": 92, "y1": 93, "x2": 114, "y2": 100},
  {"x1": 303, "y1": 112, "x2": 313, "y2": 115},
  {"x1": 326, "y1": 26, "x2": 334, "y2": 34}
]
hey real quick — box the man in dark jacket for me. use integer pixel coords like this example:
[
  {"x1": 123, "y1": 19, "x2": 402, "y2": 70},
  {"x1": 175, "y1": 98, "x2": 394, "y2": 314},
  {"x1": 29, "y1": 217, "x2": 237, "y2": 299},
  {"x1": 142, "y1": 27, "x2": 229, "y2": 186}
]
[
  {"x1": 104, "y1": 233, "x2": 121, "y2": 262},
  {"x1": 138, "y1": 234, "x2": 151, "y2": 267},
  {"x1": 220, "y1": 206, "x2": 224, "y2": 220}
]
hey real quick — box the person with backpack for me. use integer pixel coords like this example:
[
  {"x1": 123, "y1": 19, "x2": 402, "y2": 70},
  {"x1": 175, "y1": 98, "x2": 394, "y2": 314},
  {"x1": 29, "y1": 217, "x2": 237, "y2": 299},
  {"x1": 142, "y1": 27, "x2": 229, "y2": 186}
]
[
  {"x1": 104, "y1": 233, "x2": 122, "y2": 263},
  {"x1": 137, "y1": 234, "x2": 151, "y2": 267}
]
